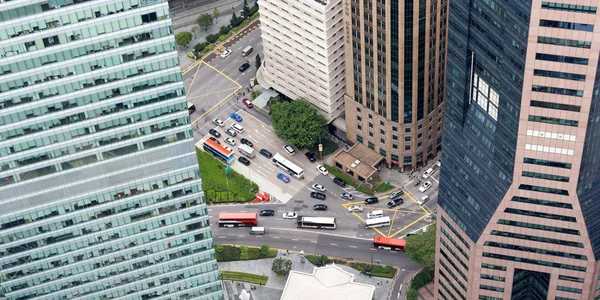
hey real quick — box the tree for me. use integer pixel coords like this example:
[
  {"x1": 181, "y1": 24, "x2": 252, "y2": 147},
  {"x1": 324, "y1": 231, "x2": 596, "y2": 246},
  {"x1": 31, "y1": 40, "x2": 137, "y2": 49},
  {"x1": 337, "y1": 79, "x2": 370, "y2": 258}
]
[
  {"x1": 406, "y1": 289, "x2": 418, "y2": 300},
  {"x1": 260, "y1": 244, "x2": 270, "y2": 257},
  {"x1": 270, "y1": 99, "x2": 327, "y2": 149},
  {"x1": 174, "y1": 31, "x2": 192, "y2": 47},
  {"x1": 255, "y1": 54, "x2": 262, "y2": 69},
  {"x1": 404, "y1": 224, "x2": 436, "y2": 268},
  {"x1": 197, "y1": 13, "x2": 214, "y2": 31},
  {"x1": 272, "y1": 257, "x2": 292, "y2": 276},
  {"x1": 243, "y1": 0, "x2": 251, "y2": 19},
  {"x1": 213, "y1": 8, "x2": 220, "y2": 23},
  {"x1": 191, "y1": 25, "x2": 199, "y2": 38},
  {"x1": 230, "y1": 12, "x2": 240, "y2": 27}
]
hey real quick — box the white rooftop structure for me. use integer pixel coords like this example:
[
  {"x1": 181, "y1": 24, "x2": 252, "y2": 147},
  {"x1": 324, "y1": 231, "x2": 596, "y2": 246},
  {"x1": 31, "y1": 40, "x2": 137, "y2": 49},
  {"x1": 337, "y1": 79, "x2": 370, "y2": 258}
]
[{"x1": 280, "y1": 264, "x2": 375, "y2": 300}]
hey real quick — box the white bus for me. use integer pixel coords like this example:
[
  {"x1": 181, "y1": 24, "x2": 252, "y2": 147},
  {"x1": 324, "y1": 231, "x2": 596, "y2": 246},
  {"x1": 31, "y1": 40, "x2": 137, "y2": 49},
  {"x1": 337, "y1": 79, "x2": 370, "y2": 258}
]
[
  {"x1": 365, "y1": 216, "x2": 391, "y2": 229},
  {"x1": 296, "y1": 216, "x2": 336, "y2": 229},
  {"x1": 238, "y1": 144, "x2": 255, "y2": 158},
  {"x1": 272, "y1": 153, "x2": 304, "y2": 179}
]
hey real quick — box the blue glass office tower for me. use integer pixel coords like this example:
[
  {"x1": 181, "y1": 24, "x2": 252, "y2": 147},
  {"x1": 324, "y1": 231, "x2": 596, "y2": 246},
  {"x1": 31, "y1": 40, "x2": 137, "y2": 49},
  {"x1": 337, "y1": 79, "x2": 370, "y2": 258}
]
[
  {"x1": 0, "y1": 0, "x2": 222, "y2": 299},
  {"x1": 436, "y1": 0, "x2": 600, "y2": 299}
]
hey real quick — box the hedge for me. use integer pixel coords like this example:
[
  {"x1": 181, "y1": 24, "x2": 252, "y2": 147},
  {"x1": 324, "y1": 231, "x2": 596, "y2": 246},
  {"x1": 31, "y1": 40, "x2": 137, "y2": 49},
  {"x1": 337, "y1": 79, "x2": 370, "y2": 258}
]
[
  {"x1": 221, "y1": 270, "x2": 268, "y2": 285},
  {"x1": 206, "y1": 33, "x2": 219, "y2": 43},
  {"x1": 215, "y1": 245, "x2": 278, "y2": 262},
  {"x1": 324, "y1": 164, "x2": 375, "y2": 195},
  {"x1": 304, "y1": 255, "x2": 396, "y2": 278},
  {"x1": 217, "y1": 32, "x2": 232, "y2": 42},
  {"x1": 406, "y1": 288, "x2": 418, "y2": 300},
  {"x1": 196, "y1": 150, "x2": 258, "y2": 203},
  {"x1": 411, "y1": 268, "x2": 434, "y2": 290}
]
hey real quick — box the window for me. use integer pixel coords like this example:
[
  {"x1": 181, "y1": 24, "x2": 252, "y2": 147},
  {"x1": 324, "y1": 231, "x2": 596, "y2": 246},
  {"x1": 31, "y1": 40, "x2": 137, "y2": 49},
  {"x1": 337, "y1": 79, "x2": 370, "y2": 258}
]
[
  {"x1": 532, "y1": 85, "x2": 583, "y2": 97},
  {"x1": 511, "y1": 196, "x2": 573, "y2": 209},
  {"x1": 481, "y1": 274, "x2": 505, "y2": 282},
  {"x1": 482, "y1": 252, "x2": 586, "y2": 272},
  {"x1": 481, "y1": 263, "x2": 506, "y2": 271},
  {"x1": 535, "y1": 53, "x2": 588, "y2": 65},
  {"x1": 403, "y1": 156, "x2": 412, "y2": 163},
  {"x1": 524, "y1": 157, "x2": 571, "y2": 169},
  {"x1": 558, "y1": 275, "x2": 584, "y2": 283},
  {"x1": 357, "y1": 135, "x2": 363, "y2": 143},
  {"x1": 537, "y1": 36, "x2": 591, "y2": 48},
  {"x1": 533, "y1": 69, "x2": 586, "y2": 81},
  {"x1": 369, "y1": 122, "x2": 373, "y2": 128},
  {"x1": 557, "y1": 286, "x2": 582, "y2": 294},
  {"x1": 484, "y1": 241, "x2": 588, "y2": 260},
  {"x1": 471, "y1": 74, "x2": 499, "y2": 120},
  {"x1": 542, "y1": 2, "x2": 596, "y2": 14},
  {"x1": 380, "y1": 149, "x2": 386, "y2": 156},
  {"x1": 530, "y1": 100, "x2": 581, "y2": 112},
  {"x1": 504, "y1": 208, "x2": 576, "y2": 222},
  {"x1": 528, "y1": 115, "x2": 579, "y2": 127},
  {"x1": 522, "y1": 171, "x2": 569, "y2": 182},
  {"x1": 539, "y1": 19, "x2": 594, "y2": 32},
  {"x1": 519, "y1": 184, "x2": 569, "y2": 195},
  {"x1": 480, "y1": 285, "x2": 504, "y2": 292},
  {"x1": 392, "y1": 126, "x2": 398, "y2": 131},
  {"x1": 498, "y1": 219, "x2": 580, "y2": 235},
  {"x1": 405, "y1": 136, "x2": 411, "y2": 141},
  {"x1": 405, "y1": 145, "x2": 411, "y2": 151},
  {"x1": 368, "y1": 142, "x2": 374, "y2": 150},
  {"x1": 491, "y1": 230, "x2": 584, "y2": 248},
  {"x1": 405, "y1": 128, "x2": 411, "y2": 133},
  {"x1": 392, "y1": 135, "x2": 398, "y2": 140}
]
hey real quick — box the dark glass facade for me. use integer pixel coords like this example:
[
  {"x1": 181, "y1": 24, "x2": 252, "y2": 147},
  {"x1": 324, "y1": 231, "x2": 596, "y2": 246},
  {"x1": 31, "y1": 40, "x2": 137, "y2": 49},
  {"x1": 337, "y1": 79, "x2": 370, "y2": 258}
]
[{"x1": 403, "y1": 0, "x2": 413, "y2": 124}]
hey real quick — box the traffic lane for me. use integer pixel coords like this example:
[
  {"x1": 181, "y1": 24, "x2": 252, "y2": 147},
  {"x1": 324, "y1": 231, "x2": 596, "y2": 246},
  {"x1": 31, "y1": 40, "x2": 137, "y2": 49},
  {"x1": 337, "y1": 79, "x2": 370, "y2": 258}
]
[{"x1": 203, "y1": 19, "x2": 261, "y2": 63}]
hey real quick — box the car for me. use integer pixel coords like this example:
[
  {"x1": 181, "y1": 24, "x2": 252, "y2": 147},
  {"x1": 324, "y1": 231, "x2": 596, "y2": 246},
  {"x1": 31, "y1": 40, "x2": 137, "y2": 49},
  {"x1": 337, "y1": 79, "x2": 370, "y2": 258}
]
[
  {"x1": 417, "y1": 195, "x2": 429, "y2": 206},
  {"x1": 387, "y1": 198, "x2": 404, "y2": 208},
  {"x1": 419, "y1": 181, "x2": 433, "y2": 193},
  {"x1": 277, "y1": 173, "x2": 290, "y2": 183},
  {"x1": 283, "y1": 145, "x2": 295, "y2": 155},
  {"x1": 224, "y1": 146, "x2": 234, "y2": 153},
  {"x1": 220, "y1": 49, "x2": 232, "y2": 58},
  {"x1": 225, "y1": 128, "x2": 237, "y2": 137},
  {"x1": 316, "y1": 165, "x2": 329, "y2": 176},
  {"x1": 241, "y1": 138, "x2": 253, "y2": 147},
  {"x1": 239, "y1": 62, "x2": 251, "y2": 72},
  {"x1": 310, "y1": 192, "x2": 326, "y2": 200},
  {"x1": 305, "y1": 152, "x2": 316, "y2": 162},
  {"x1": 208, "y1": 137, "x2": 220, "y2": 145},
  {"x1": 333, "y1": 177, "x2": 347, "y2": 187},
  {"x1": 311, "y1": 183, "x2": 326, "y2": 192},
  {"x1": 340, "y1": 193, "x2": 354, "y2": 200},
  {"x1": 230, "y1": 112, "x2": 243, "y2": 122},
  {"x1": 238, "y1": 156, "x2": 251, "y2": 166},
  {"x1": 242, "y1": 97, "x2": 254, "y2": 108},
  {"x1": 436, "y1": 160, "x2": 441, "y2": 167},
  {"x1": 422, "y1": 168, "x2": 435, "y2": 179},
  {"x1": 282, "y1": 212, "x2": 297, "y2": 219},
  {"x1": 347, "y1": 205, "x2": 363, "y2": 212},
  {"x1": 364, "y1": 197, "x2": 379, "y2": 205},
  {"x1": 224, "y1": 137, "x2": 236, "y2": 146},
  {"x1": 260, "y1": 149, "x2": 273, "y2": 158},
  {"x1": 213, "y1": 119, "x2": 224, "y2": 127},
  {"x1": 209, "y1": 129, "x2": 221, "y2": 138},
  {"x1": 259, "y1": 209, "x2": 275, "y2": 216},
  {"x1": 313, "y1": 204, "x2": 328, "y2": 211},
  {"x1": 390, "y1": 190, "x2": 404, "y2": 199}
]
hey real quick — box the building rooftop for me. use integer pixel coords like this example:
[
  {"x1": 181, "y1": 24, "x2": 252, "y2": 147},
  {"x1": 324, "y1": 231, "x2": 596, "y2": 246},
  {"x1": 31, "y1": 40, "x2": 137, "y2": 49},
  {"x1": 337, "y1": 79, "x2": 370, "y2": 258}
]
[
  {"x1": 280, "y1": 264, "x2": 375, "y2": 300},
  {"x1": 333, "y1": 143, "x2": 383, "y2": 179}
]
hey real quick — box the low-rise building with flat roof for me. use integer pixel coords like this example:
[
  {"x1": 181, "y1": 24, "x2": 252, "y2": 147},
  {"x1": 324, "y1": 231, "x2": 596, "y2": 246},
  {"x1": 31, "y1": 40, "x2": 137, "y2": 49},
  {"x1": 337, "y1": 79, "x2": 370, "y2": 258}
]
[{"x1": 333, "y1": 143, "x2": 384, "y2": 182}]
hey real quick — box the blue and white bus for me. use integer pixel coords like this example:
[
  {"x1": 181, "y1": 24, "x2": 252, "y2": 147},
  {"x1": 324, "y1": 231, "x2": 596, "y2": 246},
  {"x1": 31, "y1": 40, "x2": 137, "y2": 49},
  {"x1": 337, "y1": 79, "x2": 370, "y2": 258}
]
[{"x1": 203, "y1": 138, "x2": 234, "y2": 164}]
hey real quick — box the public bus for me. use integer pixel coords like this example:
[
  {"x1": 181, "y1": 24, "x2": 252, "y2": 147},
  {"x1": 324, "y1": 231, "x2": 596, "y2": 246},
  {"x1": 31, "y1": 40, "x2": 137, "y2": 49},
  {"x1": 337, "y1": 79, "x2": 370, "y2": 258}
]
[
  {"x1": 373, "y1": 236, "x2": 406, "y2": 251},
  {"x1": 218, "y1": 212, "x2": 258, "y2": 227},
  {"x1": 296, "y1": 216, "x2": 336, "y2": 229},
  {"x1": 365, "y1": 216, "x2": 391, "y2": 229},
  {"x1": 272, "y1": 153, "x2": 304, "y2": 179},
  {"x1": 203, "y1": 138, "x2": 234, "y2": 164}
]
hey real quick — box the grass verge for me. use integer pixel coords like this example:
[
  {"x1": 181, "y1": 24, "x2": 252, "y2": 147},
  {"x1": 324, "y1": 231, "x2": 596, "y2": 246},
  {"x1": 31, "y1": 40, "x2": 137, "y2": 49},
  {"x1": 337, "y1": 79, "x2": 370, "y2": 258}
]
[
  {"x1": 221, "y1": 271, "x2": 268, "y2": 285},
  {"x1": 375, "y1": 181, "x2": 395, "y2": 193},
  {"x1": 323, "y1": 164, "x2": 375, "y2": 196},
  {"x1": 304, "y1": 255, "x2": 396, "y2": 278}
]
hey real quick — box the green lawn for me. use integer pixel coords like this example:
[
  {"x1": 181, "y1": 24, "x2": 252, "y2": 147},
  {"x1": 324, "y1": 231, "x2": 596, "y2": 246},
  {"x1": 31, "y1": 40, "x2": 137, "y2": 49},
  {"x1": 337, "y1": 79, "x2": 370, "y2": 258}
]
[
  {"x1": 307, "y1": 137, "x2": 339, "y2": 157},
  {"x1": 323, "y1": 164, "x2": 375, "y2": 196},
  {"x1": 375, "y1": 182, "x2": 395, "y2": 193},
  {"x1": 196, "y1": 150, "x2": 258, "y2": 203},
  {"x1": 221, "y1": 271, "x2": 268, "y2": 285}
]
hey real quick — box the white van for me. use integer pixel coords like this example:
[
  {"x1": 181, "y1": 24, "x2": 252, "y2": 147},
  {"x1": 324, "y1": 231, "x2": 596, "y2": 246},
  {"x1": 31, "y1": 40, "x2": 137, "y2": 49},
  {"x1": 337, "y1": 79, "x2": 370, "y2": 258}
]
[
  {"x1": 249, "y1": 227, "x2": 265, "y2": 235},
  {"x1": 367, "y1": 210, "x2": 384, "y2": 219},
  {"x1": 422, "y1": 168, "x2": 435, "y2": 179},
  {"x1": 242, "y1": 46, "x2": 253, "y2": 57},
  {"x1": 417, "y1": 195, "x2": 429, "y2": 206},
  {"x1": 231, "y1": 123, "x2": 244, "y2": 134}
]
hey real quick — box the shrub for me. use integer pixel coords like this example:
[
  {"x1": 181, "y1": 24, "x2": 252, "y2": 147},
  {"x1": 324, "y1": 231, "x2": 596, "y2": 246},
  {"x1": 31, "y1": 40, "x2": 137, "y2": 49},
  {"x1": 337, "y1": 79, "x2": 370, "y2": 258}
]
[
  {"x1": 406, "y1": 288, "x2": 418, "y2": 300},
  {"x1": 217, "y1": 32, "x2": 232, "y2": 42},
  {"x1": 272, "y1": 258, "x2": 292, "y2": 276},
  {"x1": 186, "y1": 52, "x2": 195, "y2": 59},
  {"x1": 174, "y1": 31, "x2": 192, "y2": 46},
  {"x1": 194, "y1": 42, "x2": 209, "y2": 53},
  {"x1": 220, "y1": 25, "x2": 230, "y2": 35},
  {"x1": 240, "y1": 246, "x2": 249, "y2": 260},
  {"x1": 260, "y1": 244, "x2": 270, "y2": 257},
  {"x1": 206, "y1": 34, "x2": 219, "y2": 43},
  {"x1": 221, "y1": 271, "x2": 268, "y2": 285},
  {"x1": 250, "y1": 5, "x2": 259, "y2": 15},
  {"x1": 221, "y1": 245, "x2": 241, "y2": 261},
  {"x1": 247, "y1": 247, "x2": 262, "y2": 259}
]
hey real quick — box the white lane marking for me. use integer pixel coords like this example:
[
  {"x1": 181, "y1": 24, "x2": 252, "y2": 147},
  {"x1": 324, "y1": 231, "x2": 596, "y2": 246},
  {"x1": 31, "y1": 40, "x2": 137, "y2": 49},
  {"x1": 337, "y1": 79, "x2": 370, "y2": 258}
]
[
  {"x1": 430, "y1": 176, "x2": 440, "y2": 184},
  {"x1": 250, "y1": 37, "x2": 255, "y2": 41},
  {"x1": 232, "y1": 59, "x2": 239, "y2": 64},
  {"x1": 238, "y1": 235, "x2": 245, "y2": 237},
  {"x1": 292, "y1": 238, "x2": 299, "y2": 241},
  {"x1": 208, "y1": 216, "x2": 213, "y2": 218},
  {"x1": 330, "y1": 243, "x2": 337, "y2": 246},
  {"x1": 311, "y1": 241, "x2": 317, "y2": 243},
  {"x1": 207, "y1": 209, "x2": 213, "y2": 211},
  {"x1": 254, "y1": 235, "x2": 263, "y2": 238},
  {"x1": 275, "y1": 218, "x2": 284, "y2": 221},
  {"x1": 219, "y1": 236, "x2": 227, "y2": 238},
  {"x1": 273, "y1": 237, "x2": 280, "y2": 239},
  {"x1": 349, "y1": 245, "x2": 357, "y2": 248}
]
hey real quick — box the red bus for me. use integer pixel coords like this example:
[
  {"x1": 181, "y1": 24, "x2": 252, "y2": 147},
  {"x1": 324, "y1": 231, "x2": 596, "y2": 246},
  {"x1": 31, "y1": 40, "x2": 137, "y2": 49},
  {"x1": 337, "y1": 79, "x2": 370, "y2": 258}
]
[
  {"x1": 373, "y1": 236, "x2": 406, "y2": 251},
  {"x1": 218, "y1": 212, "x2": 258, "y2": 227}
]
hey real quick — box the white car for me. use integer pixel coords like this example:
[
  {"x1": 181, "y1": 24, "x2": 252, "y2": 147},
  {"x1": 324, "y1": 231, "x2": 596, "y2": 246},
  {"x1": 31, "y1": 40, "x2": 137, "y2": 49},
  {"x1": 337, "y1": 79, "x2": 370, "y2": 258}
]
[
  {"x1": 316, "y1": 165, "x2": 329, "y2": 176},
  {"x1": 417, "y1": 195, "x2": 429, "y2": 206},
  {"x1": 224, "y1": 137, "x2": 236, "y2": 146},
  {"x1": 422, "y1": 168, "x2": 435, "y2": 179},
  {"x1": 213, "y1": 119, "x2": 224, "y2": 127},
  {"x1": 347, "y1": 205, "x2": 363, "y2": 212},
  {"x1": 340, "y1": 193, "x2": 354, "y2": 200},
  {"x1": 224, "y1": 146, "x2": 234, "y2": 153},
  {"x1": 418, "y1": 181, "x2": 432, "y2": 193},
  {"x1": 220, "y1": 49, "x2": 232, "y2": 58},
  {"x1": 282, "y1": 212, "x2": 297, "y2": 219},
  {"x1": 311, "y1": 183, "x2": 326, "y2": 192},
  {"x1": 283, "y1": 145, "x2": 295, "y2": 155}
]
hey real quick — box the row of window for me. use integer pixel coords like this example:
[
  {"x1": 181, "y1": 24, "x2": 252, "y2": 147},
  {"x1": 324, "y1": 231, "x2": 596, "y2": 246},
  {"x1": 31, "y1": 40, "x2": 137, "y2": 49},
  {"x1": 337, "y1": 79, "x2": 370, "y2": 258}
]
[
  {"x1": 482, "y1": 252, "x2": 587, "y2": 272},
  {"x1": 539, "y1": 19, "x2": 594, "y2": 32},
  {"x1": 481, "y1": 263, "x2": 506, "y2": 271},
  {"x1": 537, "y1": 36, "x2": 591, "y2": 49},
  {"x1": 511, "y1": 196, "x2": 573, "y2": 209},
  {"x1": 480, "y1": 284, "x2": 504, "y2": 293},
  {"x1": 497, "y1": 219, "x2": 580, "y2": 235},
  {"x1": 541, "y1": 2, "x2": 597, "y2": 14},
  {"x1": 441, "y1": 227, "x2": 469, "y2": 259},
  {"x1": 523, "y1": 157, "x2": 571, "y2": 169},
  {"x1": 522, "y1": 171, "x2": 570, "y2": 182},
  {"x1": 559, "y1": 275, "x2": 585, "y2": 283},
  {"x1": 439, "y1": 237, "x2": 469, "y2": 271},
  {"x1": 528, "y1": 115, "x2": 579, "y2": 127},
  {"x1": 481, "y1": 274, "x2": 505, "y2": 282},
  {"x1": 518, "y1": 184, "x2": 569, "y2": 196},
  {"x1": 531, "y1": 85, "x2": 583, "y2": 97},
  {"x1": 484, "y1": 241, "x2": 588, "y2": 260},
  {"x1": 439, "y1": 249, "x2": 468, "y2": 281},
  {"x1": 439, "y1": 270, "x2": 466, "y2": 299},
  {"x1": 441, "y1": 216, "x2": 470, "y2": 249},
  {"x1": 491, "y1": 230, "x2": 583, "y2": 248},
  {"x1": 505, "y1": 208, "x2": 576, "y2": 222},
  {"x1": 536, "y1": 53, "x2": 589, "y2": 65},
  {"x1": 530, "y1": 100, "x2": 581, "y2": 112},
  {"x1": 533, "y1": 69, "x2": 586, "y2": 81},
  {"x1": 557, "y1": 286, "x2": 583, "y2": 294}
]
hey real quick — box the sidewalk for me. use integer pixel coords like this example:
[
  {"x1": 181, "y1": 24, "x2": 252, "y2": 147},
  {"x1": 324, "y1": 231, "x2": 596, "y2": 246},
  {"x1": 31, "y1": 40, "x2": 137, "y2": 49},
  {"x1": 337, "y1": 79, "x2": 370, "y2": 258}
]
[{"x1": 416, "y1": 282, "x2": 435, "y2": 300}]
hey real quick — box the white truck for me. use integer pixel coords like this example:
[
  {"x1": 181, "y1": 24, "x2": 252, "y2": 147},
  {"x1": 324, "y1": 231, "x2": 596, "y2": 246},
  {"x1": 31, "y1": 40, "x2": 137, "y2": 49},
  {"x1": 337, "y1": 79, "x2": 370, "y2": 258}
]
[{"x1": 238, "y1": 144, "x2": 255, "y2": 158}]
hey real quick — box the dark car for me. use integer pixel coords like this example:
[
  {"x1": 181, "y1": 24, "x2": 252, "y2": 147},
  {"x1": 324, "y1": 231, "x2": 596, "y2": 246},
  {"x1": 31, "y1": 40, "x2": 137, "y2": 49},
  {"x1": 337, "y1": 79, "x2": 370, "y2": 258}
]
[
  {"x1": 305, "y1": 152, "x2": 317, "y2": 162},
  {"x1": 238, "y1": 156, "x2": 250, "y2": 166},
  {"x1": 310, "y1": 192, "x2": 326, "y2": 200},
  {"x1": 259, "y1": 210, "x2": 275, "y2": 216},
  {"x1": 241, "y1": 138, "x2": 254, "y2": 147},
  {"x1": 260, "y1": 149, "x2": 273, "y2": 158},
  {"x1": 364, "y1": 197, "x2": 379, "y2": 205},
  {"x1": 239, "y1": 62, "x2": 251, "y2": 72},
  {"x1": 387, "y1": 198, "x2": 404, "y2": 208},
  {"x1": 333, "y1": 177, "x2": 347, "y2": 187},
  {"x1": 208, "y1": 137, "x2": 220, "y2": 144},
  {"x1": 313, "y1": 204, "x2": 328, "y2": 211},
  {"x1": 209, "y1": 128, "x2": 221, "y2": 138}
]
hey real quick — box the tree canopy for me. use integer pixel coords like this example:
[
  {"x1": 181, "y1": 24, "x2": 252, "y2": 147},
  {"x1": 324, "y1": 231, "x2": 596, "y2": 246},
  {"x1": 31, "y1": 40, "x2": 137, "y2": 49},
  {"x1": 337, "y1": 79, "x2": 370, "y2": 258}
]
[
  {"x1": 197, "y1": 13, "x2": 214, "y2": 31},
  {"x1": 404, "y1": 224, "x2": 436, "y2": 268},
  {"x1": 243, "y1": 0, "x2": 251, "y2": 18},
  {"x1": 174, "y1": 31, "x2": 192, "y2": 46},
  {"x1": 270, "y1": 99, "x2": 327, "y2": 149},
  {"x1": 271, "y1": 257, "x2": 292, "y2": 276},
  {"x1": 255, "y1": 54, "x2": 261, "y2": 69}
]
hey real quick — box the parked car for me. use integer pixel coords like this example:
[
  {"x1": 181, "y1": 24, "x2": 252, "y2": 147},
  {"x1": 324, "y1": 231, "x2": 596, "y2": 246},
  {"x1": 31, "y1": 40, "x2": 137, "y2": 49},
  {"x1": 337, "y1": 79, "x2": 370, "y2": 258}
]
[
  {"x1": 316, "y1": 165, "x2": 329, "y2": 176},
  {"x1": 225, "y1": 128, "x2": 237, "y2": 137},
  {"x1": 340, "y1": 193, "x2": 354, "y2": 200},
  {"x1": 313, "y1": 204, "x2": 328, "y2": 211},
  {"x1": 311, "y1": 183, "x2": 326, "y2": 192},
  {"x1": 305, "y1": 152, "x2": 316, "y2": 162},
  {"x1": 364, "y1": 197, "x2": 379, "y2": 205},
  {"x1": 390, "y1": 190, "x2": 404, "y2": 199},
  {"x1": 387, "y1": 198, "x2": 404, "y2": 208},
  {"x1": 310, "y1": 192, "x2": 326, "y2": 200},
  {"x1": 347, "y1": 205, "x2": 363, "y2": 212},
  {"x1": 283, "y1": 145, "x2": 295, "y2": 155},
  {"x1": 282, "y1": 212, "x2": 297, "y2": 219},
  {"x1": 277, "y1": 173, "x2": 290, "y2": 183},
  {"x1": 239, "y1": 62, "x2": 251, "y2": 72},
  {"x1": 241, "y1": 138, "x2": 253, "y2": 147},
  {"x1": 209, "y1": 129, "x2": 221, "y2": 138},
  {"x1": 230, "y1": 112, "x2": 243, "y2": 122},
  {"x1": 259, "y1": 209, "x2": 275, "y2": 216},
  {"x1": 242, "y1": 98, "x2": 253, "y2": 108},
  {"x1": 333, "y1": 177, "x2": 346, "y2": 187},
  {"x1": 419, "y1": 181, "x2": 432, "y2": 193},
  {"x1": 220, "y1": 49, "x2": 232, "y2": 58},
  {"x1": 259, "y1": 149, "x2": 273, "y2": 158},
  {"x1": 224, "y1": 137, "x2": 236, "y2": 146},
  {"x1": 417, "y1": 195, "x2": 429, "y2": 206},
  {"x1": 208, "y1": 137, "x2": 220, "y2": 144},
  {"x1": 213, "y1": 119, "x2": 224, "y2": 127},
  {"x1": 238, "y1": 156, "x2": 250, "y2": 166}
]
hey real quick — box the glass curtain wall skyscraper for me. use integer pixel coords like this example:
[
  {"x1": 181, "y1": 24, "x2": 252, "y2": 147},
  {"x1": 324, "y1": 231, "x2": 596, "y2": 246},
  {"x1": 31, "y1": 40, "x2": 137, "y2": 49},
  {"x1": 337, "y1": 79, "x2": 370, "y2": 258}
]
[
  {"x1": 0, "y1": 0, "x2": 222, "y2": 299},
  {"x1": 437, "y1": 0, "x2": 600, "y2": 299}
]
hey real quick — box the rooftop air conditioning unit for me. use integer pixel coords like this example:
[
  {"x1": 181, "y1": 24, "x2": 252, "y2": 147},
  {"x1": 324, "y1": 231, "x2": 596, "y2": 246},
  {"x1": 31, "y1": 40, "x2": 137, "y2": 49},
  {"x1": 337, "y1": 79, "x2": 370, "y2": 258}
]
[
  {"x1": 354, "y1": 160, "x2": 361, "y2": 165},
  {"x1": 351, "y1": 163, "x2": 357, "y2": 168}
]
